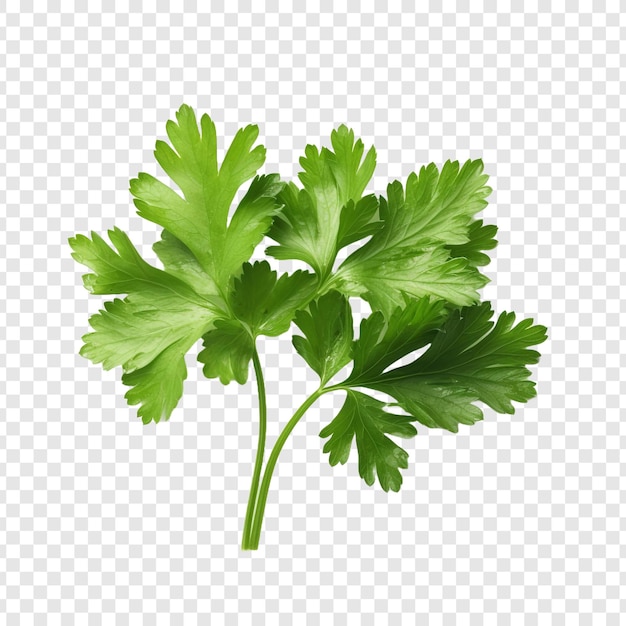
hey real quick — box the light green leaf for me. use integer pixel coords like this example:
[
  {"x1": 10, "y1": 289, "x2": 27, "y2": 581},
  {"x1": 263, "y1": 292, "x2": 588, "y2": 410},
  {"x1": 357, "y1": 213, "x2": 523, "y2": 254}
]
[
  {"x1": 152, "y1": 229, "x2": 218, "y2": 299},
  {"x1": 338, "y1": 246, "x2": 488, "y2": 316},
  {"x1": 79, "y1": 292, "x2": 216, "y2": 373},
  {"x1": 129, "y1": 104, "x2": 272, "y2": 293},
  {"x1": 335, "y1": 160, "x2": 492, "y2": 313},
  {"x1": 69, "y1": 229, "x2": 221, "y2": 385},
  {"x1": 70, "y1": 220, "x2": 226, "y2": 426},
  {"x1": 122, "y1": 337, "x2": 194, "y2": 425},
  {"x1": 335, "y1": 195, "x2": 381, "y2": 249},
  {"x1": 267, "y1": 125, "x2": 377, "y2": 275}
]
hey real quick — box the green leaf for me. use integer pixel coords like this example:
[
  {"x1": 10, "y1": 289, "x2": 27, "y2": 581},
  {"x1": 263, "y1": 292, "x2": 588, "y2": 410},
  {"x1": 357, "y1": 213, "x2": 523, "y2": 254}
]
[
  {"x1": 319, "y1": 390, "x2": 416, "y2": 492},
  {"x1": 129, "y1": 104, "x2": 275, "y2": 293},
  {"x1": 122, "y1": 338, "x2": 192, "y2": 425},
  {"x1": 79, "y1": 292, "x2": 216, "y2": 374},
  {"x1": 231, "y1": 261, "x2": 317, "y2": 337},
  {"x1": 197, "y1": 319, "x2": 254, "y2": 385},
  {"x1": 76, "y1": 277, "x2": 217, "y2": 424},
  {"x1": 69, "y1": 227, "x2": 201, "y2": 298},
  {"x1": 292, "y1": 291, "x2": 354, "y2": 385},
  {"x1": 335, "y1": 195, "x2": 381, "y2": 249},
  {"x1": 335, "y1": 160, "x2": 492, "y2": 313},
  {"x1": 447, "y1": 219, "x2": 498, "y2": 267},
  {"x1": 70, "y1": 229, "x2": 220, "y2": 371},
  {"x1": 362, "y1": 303, "x2": 548, "y2": 432},
  {"x1": 325, "y1": 125, "x2": 377, "y2": 205},
  {"x1": 71, "y1": 107, "x2": 282, "y2": 421},
  {"x1": 197, "y1": 261, "x2": 316, "y2": 385},
  {"x1": 222, "y1": 174, "x2": 285, "y2": 287},
  {"x1": 267, "y1": 125, "x2": 377, "y2": 275},
  {"x1": 347, "y1": 296, "x2": 446, "y2": 385},
  {"x1": 70, "y1": 226, "x2": 221, "y2": 424},
  {"x1": 339, "y1": 246, "x2": 488, "y2": 316},
  {"x1": 152, "y1": 229, "x2": 218, "y2": 299}
]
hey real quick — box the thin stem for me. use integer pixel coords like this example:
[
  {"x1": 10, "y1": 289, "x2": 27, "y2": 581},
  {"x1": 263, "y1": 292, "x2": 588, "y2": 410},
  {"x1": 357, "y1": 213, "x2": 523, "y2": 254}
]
[
  {"x1": 246, "y1": 385, "x2": 332, "y2": 549},
  {"x1": 241, "y1": 347, "x2": 267, "y2": 550}
]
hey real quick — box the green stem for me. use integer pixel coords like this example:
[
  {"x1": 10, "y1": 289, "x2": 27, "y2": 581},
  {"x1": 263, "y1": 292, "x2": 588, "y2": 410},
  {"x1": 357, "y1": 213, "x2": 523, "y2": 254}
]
[
  {"x1": 241, "y1": 348, "x2": 267, "y2": 550},
  {"x1": 246, "y1": 385, "x2": 332, "y2": 549}
]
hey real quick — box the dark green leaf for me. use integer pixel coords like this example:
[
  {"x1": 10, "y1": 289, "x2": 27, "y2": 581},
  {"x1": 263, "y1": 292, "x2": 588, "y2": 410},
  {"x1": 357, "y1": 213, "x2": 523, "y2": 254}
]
[
  {"x1": 198, "y1": 320, "x2": 254, "y2": 385},
  {"x1": 447, "y1": 219, "x2": 498, "y2": 267},
  {"x1": 347, "y1": 296, "x2": 446, "y2": 385},
  {"x1": 367, "y1": 303, "x2": 548, "y2": 432},
  {"x1": 320, "y1": 390, "x2": 416, "y2": 492},
  {"x1": 231, "y1": 261, "x2": 316, "y2": 337},
  {"x1": 292, "y1": 291, "x2": 354, "y2": 385}
]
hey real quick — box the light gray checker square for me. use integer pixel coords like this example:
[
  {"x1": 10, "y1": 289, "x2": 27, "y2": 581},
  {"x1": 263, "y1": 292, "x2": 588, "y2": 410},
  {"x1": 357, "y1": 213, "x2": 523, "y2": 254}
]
[{"x1": 1, "y1": 2, "x2": 625, "y2": 625}]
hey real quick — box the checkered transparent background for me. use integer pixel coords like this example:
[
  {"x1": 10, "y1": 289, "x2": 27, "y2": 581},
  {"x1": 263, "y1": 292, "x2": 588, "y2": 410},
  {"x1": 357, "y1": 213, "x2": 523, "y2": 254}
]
[{"x1": 1, "y1": 2, "x2": 625, "y2": 624}]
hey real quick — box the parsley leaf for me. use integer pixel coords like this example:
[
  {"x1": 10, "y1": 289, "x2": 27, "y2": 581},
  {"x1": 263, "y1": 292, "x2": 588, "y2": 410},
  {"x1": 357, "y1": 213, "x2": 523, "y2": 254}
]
[
  {"x1": 267, "y1": 125, "x2": 377, "y2": 276},
  {"x1": 335, "y1": 160, "x2": 492, "y2": 313},
  {"x1": 353, "y1": 302, "x2": 548, "y2": 432},
  {"x1": 198, "y1": 261, "x2": 316, "y2": 384},
  {"x1": 69, "y1": 228, "x2": 220, "y2": 372},
  {"x1": 446, "y1": 219, "x2": 498, "y2": 267},
  {"x1": 312, "y1": 300, "x2": 546, "y2": 487},
  {"x1": 292, "y1": 291, "x2": 354, "y2": 385},
  {"x1": 129, "y1": 104, "x2": 279, "y2": 295},
  {"x1": 319, "y1": 390, "x2": 417, "y2": 492},
  {"x1": 198, "y1": 319, "x2": 255, "y2": 385},
  {"x1": 71, "y1": 106, "x2": 276, "y2": 423},
  {"x1": 229, "y1": 261, "x2": 316, "y2": 337},
  {"x1": 347, "y1": 296, "x2": 446, "y2": 386},
  {"x1": 69, "y1": 228, "x2": 219, "y2": 423}
]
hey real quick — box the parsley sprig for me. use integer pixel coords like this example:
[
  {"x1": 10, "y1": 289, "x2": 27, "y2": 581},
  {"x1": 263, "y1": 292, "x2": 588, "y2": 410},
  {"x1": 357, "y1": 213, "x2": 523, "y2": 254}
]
[{"x1": 70, "y1": 105, "x2": 546, "y2": 550}]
